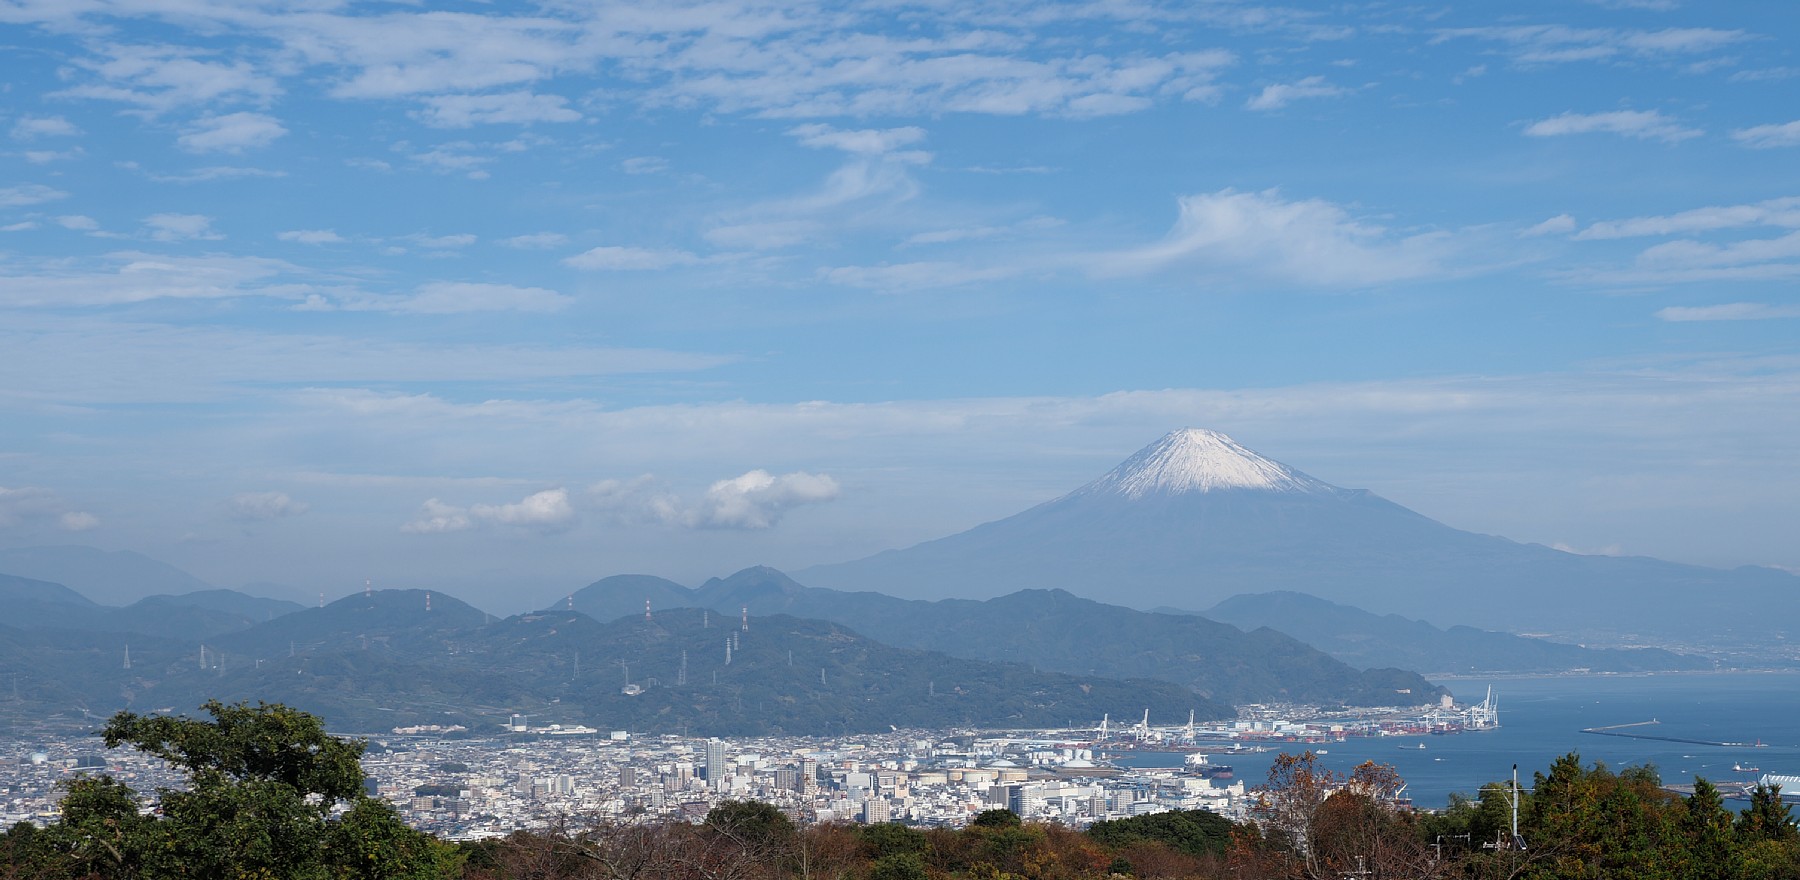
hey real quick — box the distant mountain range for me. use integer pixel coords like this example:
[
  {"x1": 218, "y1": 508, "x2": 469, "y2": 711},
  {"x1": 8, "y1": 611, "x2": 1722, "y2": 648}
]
[
  {"x1": 0, "y1": 572, "x2": 304, "y2": 642},
  {"x1": 1200, "y1": 592, "x2": 1714, "y2": 675},
  {"x1": 796, "y1": 429, "x2": 1798, "y2": 641},
  {"x1": 0, "y1": 587, "x2": 1214, "y2": 736},
  {"x1": 564, "y1": 566, "x2": 1445, "y2": 707}
]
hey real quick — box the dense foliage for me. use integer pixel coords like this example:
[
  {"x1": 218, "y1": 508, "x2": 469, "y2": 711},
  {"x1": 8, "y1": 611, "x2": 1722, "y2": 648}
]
[{"x1": 7, "y1": 706, "x2": 1800, "y2": 880}]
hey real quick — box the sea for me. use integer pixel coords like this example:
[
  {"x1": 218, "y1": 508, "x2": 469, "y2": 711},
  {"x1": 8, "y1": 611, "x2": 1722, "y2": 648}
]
[{"x1": 1112, "y1": 671, "x2": 1800, "y2": 809}]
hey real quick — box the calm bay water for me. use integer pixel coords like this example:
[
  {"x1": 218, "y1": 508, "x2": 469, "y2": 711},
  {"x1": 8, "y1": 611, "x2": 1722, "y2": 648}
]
[{"x1": 1121, "y1": 671, "x2": 1800, "y2": 809}]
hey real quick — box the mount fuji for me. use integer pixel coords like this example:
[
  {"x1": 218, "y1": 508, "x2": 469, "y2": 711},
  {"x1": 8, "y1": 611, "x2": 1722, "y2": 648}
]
[{"x1": 797, "y1": 429, "x2": 1796, "y2": 641}]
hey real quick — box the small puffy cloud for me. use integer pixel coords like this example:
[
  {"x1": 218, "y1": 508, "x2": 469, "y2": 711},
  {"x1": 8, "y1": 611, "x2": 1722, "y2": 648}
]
[
  {"x1": 403, "y1": 488, "x2": 576, "y2": 534},
  {"x1": 1655, "y1": 302, "x2": 1800, "y2": 322},
  {"x1": 1732, "y1": 121, "x2": 1800, "y2": 150},
  {"x1": 59, "y1": 512, "x2": 101, "y2": 532},
  {"x1": 24, "y1": 149, "x2": 81, "y2": 164},
  {"x1": 564, "y1": 245, "x2": 699, "y2": 270},
  {"x1": 687, "y1": 470, "x2": 840, "y2": 529},
  {"x1": 1, "y1": 221, "x2": 36, "y2": 232},
  {"x1": 500, "y1": 232, "x2": 568, "y2": 249},
  {"x1": 416, "y1": 91, "x2": 582, "y2": 128},
  {"x1": 57, "y1": 214, "x2": 101, "y2": 231},
  {"x1": 1524, "y1": 109, "x2": 1701, "y2": 143},
  {"x1": 277, "y1": 229, "x2": 346, "y2": 244},
  {"x1": 1245, "y1": 76, "x2": 1349, "y2": 111},
  {"x1": 401, "y1": 498, "x2": 471, "y2": 534},
  {"x1": 178, "y1": 112, "x2": 288, "y2": 153},
  {"x1": 144, "y1": 213, "x2": 221, "y2": 241},
  {"x1": 228, "y1": 491, "x2": 309, "y2": 520},
  {"x1": 0, "y1": 485, "x2": 97, "y2": 532},
  {"x1": 0, "y1": 184, "x2": 67, "y2": 207},
  {"x1": 1577, "y1": 197, "x2": 1800, "y2": 240},
  {"x1": 1521, "y1": 214, "x2": 1577, "y2": 237},
  {"x1": 11, "y1": 116, "x2": 81, "y2": 140}
]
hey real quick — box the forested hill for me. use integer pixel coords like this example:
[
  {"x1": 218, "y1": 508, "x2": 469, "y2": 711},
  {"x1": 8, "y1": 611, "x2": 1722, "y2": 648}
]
[
  {"x1": 0, "y1": 596, "x2": 1217, "y2": 735},
  {"x1": 568, "y1": 567, "x2": 1445, "y2": 707}
]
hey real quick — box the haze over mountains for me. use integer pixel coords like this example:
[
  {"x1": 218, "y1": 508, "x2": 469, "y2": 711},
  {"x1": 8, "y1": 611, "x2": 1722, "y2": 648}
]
[{"x1": 798, "y1": 429, "x2": 1797, "y2": 641}]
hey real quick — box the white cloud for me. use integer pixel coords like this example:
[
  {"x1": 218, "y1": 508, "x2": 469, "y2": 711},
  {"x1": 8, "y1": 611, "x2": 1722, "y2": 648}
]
[
  {"x1": 0, "y1": 252, "x2": 303, "y2": 307},
  {"x1": 58, "y1": 511, "x2": 101, "y2": 532},
  {"x1": 565, "y1": 245, "x2": 699, "y2": 270},
  {"x1": 144, "y1": 213, "x2": 222, "y2": 241},
  {"x1": 404, "y1": 232, "x2": 477, "y2": 249},
  {"x1": 403, "y1": 488, "x2": 576, "y2": 534},
  {"x1": 415, "y1": 92, "x2": 582, "y2": 128},
  {"x1": 1577, "y1": 197, "x2": 1800, "y2": 240},
  {"x1": 0, "y1": 485, "x2": 97, "y2": 532},
  {"x1": 146, "y1": 166, "x2": 287, "y2": 184},
  {"x1": 821, "y1": 261, "x2": 1019, "y2": 292},
  {"x1": 23, "y1": 149, "x2": 81, "y2": 164},
  {"x1": 1438, "y1": 25, "x2": 1747, "y2": 66},
  {"x1": 278, "y1": 229, "x2": 346, "y2": 244},
  {"x1": 11, "y1": 116, "x2": 81, "y2": 140},
  {"x1": 1732, "y1": 121, "x2": 1800, "y2": 150},
  {"x1": 1099, "y1": 188, "x2": 1454, "y2": 287},
  {"x1": 0, "y1": 184, "x2": 67, "y2": 207},
  {"x1": 789, "y1": 123, "x2": 929, "y2": 158},
  {"x1": 55, "y1": 44, "x2": 279, "y2": 114},
  {"x1": 1, "y1": 221, "x2": 37, "y2": 232},
  {"x1": 1655, "y1": 303, "x2": 1800, "y2": 322},
  {"x1": 387, "y1": 282, "x2": 571, "y2": 314},
  {"x1": 228, "y1": 491, "x2": 309, "y2": 520},
  {"x1": 1524, "y1": 110, "x2": 1701, "y2": 143},
  {"x1": 1245, "y1": 76, "x2": 1348, "y2": 111},
  {"x1": 500, "y1": 232, "x2": 568, "y2": 249},
  {"x1": 1522, "y1": 214, "x2": 1577, "y2": 237},
  {"x1": 686, "y1": 470, "x2": 840, "y2": 529},
  {"x1": 1637, "y1": 230, "x2": 1800, "y2": 269},
  {"x1": 620, "y1": 157, "x2": 668, "y2": 175},
  {"x1": 57, "y1": 215, "x2": 101, "y2": 231},
  {"x1": 178, "y1": 112, "x2": 288, "y2": 153}
]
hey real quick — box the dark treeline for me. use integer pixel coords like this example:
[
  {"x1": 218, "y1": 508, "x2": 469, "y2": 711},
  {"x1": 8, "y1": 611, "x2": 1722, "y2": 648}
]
[{"x1": 4, "y1": 703, "x2": 1799, "y2": 880}]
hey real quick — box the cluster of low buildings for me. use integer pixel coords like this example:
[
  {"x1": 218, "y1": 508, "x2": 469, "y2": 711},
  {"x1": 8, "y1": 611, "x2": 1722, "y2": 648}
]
[{"x1": 0, "y1": 725, "x2": 1253, "y2": 837}]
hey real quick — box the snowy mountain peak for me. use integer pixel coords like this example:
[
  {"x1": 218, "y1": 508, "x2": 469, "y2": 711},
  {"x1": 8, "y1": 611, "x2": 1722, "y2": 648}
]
[{"x1": 1078, "y1": 428, "x2": 1335, "y2": 499}]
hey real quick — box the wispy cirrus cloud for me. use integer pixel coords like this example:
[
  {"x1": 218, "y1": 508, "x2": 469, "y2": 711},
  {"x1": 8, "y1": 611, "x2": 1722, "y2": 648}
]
[
  {"x1": 1656, "y1": 302, "x2": 1800, "y2": 322},
  {"x1": 1524, "y1": 109, "x2": 1701, "y2": 143},
  {"x1": 1096, "y1": 188, "x2": 1459, "y2": 287},
  {"x1": 1436, "y1": 24, "x2": 1747, "y2": 65},
  {"x1": 1245, "y1": 76, "x2": 1350, "y2": 111},
  {"x1": 1732, "y1": 121, "x2": 1800, "y2": 149}
]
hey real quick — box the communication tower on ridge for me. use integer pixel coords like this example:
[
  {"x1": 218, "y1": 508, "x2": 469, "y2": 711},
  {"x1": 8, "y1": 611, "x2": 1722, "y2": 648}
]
[
  {"x1": 365, "y1": 578, "x2": 372, "y2": 598},
  {"x1": 741, "y1": 606, "x2": 748, "y2": 631},
  {"x1": 425, "y1": 591, "x2": 432, "y2": 612},
  {"x1": 645, "y1": 599, "x2": 652, "y2": 621},
  {"x1": 123, "y1": 644, "x2": 131, "y2": 670}
]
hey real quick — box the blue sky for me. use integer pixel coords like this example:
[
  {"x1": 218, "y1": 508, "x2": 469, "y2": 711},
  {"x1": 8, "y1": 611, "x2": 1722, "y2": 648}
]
[{"x1": 2, "y1": 0, "x2": 1797, "y2": 610}]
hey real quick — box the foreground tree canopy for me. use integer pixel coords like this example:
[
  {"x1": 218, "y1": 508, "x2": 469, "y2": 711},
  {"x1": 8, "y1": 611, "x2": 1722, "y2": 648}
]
[
  {"x1": 0, "y1": 700, "x2": 458, "y2": 880},
  {"x1": 4, "y1": 707, "x2": 1798, "y2": 880}
]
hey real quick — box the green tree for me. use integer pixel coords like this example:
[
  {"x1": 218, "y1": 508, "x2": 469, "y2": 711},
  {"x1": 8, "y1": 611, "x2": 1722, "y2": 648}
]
[{"x1": 0, "y1": 701, "x2": 455, "y2": 880}]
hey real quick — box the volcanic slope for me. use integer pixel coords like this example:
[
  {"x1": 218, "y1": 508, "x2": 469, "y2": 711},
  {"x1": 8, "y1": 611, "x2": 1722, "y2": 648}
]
[
  {"x1": 567, "y1": 567, "x2": 1444, "y2": 707},
  {"x1": 795, "y1": 428, "x2": 1796, "y2": 640}
]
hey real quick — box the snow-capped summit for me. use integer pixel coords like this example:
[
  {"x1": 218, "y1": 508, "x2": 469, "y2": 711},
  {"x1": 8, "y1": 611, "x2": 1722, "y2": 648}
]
[{"x1": 1076, "y1": 428, "x2": 1333, "y2": 498}]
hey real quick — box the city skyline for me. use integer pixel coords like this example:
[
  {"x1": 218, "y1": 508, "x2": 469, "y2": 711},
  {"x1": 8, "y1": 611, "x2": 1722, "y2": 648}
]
[{"x1": 1, "y1": 1, "x2": 1796, "y2": 608}]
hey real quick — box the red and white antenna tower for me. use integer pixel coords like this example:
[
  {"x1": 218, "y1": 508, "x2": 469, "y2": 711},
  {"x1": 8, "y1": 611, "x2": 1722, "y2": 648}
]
[
  {"x1": 425, "y1": 591, "x2": 432, "y2": 612},
  {"x1": 645, "y1": 599, "x2": 651, "y2": 621}
]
